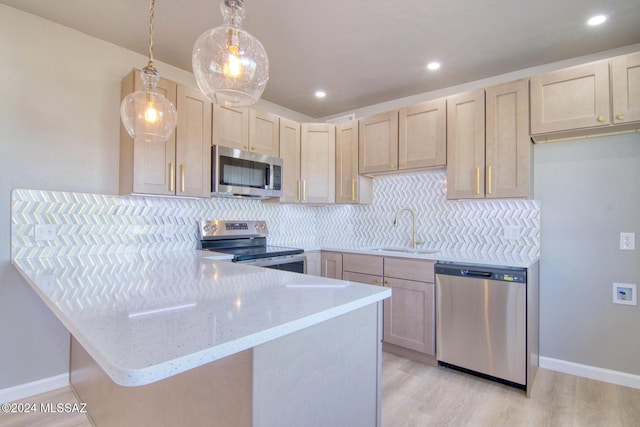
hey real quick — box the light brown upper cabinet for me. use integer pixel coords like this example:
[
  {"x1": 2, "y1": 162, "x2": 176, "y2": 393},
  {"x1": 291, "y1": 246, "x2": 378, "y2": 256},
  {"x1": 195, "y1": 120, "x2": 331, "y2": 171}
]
[
  {"x1": 336, "y1": 121, "x2": 372, "y2": 204},
  {"x1": 212, "y1": 105, "x2": 279, "y2": 156},
  {"x1": 300, "y1": 123, "x2": 336, "y2": 204},
  {"x1": 278, "y1": 118, "x2": 301, "y2": 203},
  {"x1": 119, "y1": 69, "x2": 211, "y2": 198},
  {"x1": 485, "y1": 79, "x2": 530, "y2": 199},
  {"x1": 398, "y1": 98, "x2": 447, "y2": 169},
  {"x1": 447, "y1": 81, "x2": 530, "y2": 200},
  {"x1": 359, "y1": 111, "x2": 399, "y2": 174},
  {"x1": 446, "y1": 89, "x2": 486, "y2": 199},
  {"x1": 611, "y1": 51, "x2": 640, "y2": 124},
  {"x1": 530, "y1": 60, "x2": 610, "y2": 135},
  {"x1": 358, "y1": 100, "x2": 446, "y2": 175}
]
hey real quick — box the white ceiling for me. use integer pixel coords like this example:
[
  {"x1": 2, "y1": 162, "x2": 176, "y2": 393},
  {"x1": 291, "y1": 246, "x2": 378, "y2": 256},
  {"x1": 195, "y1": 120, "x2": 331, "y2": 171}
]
[{"x1": 2, "y1": 0, "x2": 640, "y2": 118}]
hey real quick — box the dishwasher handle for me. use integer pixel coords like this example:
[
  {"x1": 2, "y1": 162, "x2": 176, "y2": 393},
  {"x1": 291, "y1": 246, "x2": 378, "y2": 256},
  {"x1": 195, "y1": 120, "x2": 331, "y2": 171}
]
[{"x1": 461, "y1": 269, "x2": 493, "y2": 278}]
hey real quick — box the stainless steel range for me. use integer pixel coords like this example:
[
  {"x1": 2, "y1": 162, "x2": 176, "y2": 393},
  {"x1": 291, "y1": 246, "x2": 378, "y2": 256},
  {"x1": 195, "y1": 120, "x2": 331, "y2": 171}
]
[{"x1": 198, "y1": 220, "x2": 306, "y2": 273}]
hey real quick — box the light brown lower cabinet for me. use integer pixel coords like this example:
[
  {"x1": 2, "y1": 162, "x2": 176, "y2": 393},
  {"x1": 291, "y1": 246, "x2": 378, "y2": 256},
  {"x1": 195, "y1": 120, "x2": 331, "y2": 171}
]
[
  {"x1": 332, "y1": 252, "x2": 436, "y2": 356},
  {"x1": 320, "y1": 251, "x2": 343, "y2": 279}
]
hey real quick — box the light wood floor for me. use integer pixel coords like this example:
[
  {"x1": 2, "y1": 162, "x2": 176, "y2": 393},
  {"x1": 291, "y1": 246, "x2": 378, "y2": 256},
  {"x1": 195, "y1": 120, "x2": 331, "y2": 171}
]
[{"x1": 2, "y1": 352, "x2": 639, "y2": 426}]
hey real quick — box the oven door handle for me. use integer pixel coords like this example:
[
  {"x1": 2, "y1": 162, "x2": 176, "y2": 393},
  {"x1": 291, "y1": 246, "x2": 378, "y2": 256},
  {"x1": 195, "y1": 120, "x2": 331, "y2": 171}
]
[{"x1": 237, "y1": 254, "x2": 307, "y2": 268}]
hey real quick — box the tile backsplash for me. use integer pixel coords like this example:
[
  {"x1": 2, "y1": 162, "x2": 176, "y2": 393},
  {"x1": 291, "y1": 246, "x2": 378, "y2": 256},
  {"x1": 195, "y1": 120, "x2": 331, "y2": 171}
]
[{"x1": 11, "y1": 171, "x2": 539, "y2": 259}]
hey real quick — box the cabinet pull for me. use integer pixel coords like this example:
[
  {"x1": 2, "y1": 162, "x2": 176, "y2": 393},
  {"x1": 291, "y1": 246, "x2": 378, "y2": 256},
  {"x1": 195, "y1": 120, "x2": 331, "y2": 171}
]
[
  {"x1": 390, "y1": 163, "x2": 395, "y2": 169},
  {"x1": 296, "y1": 180, "x2": 301, "y2": 201},
  {"x1": 351, "y1": 179, "x2": 356, "y2": 201},
  {"x1": 475, "y1": 167, "x2": 481, "y2": 195},
  {"x1": 616, "y1": 113, "x2": 625, "y2": 121},
  {"x1": 302, "y1": 180, "x2": 307, "y2": 201},
  {"x1": 180, "y1": 164, "x2": 185, "y2": 193},
  {"x1": 373, "y1": 279, "x2": 380, "y2": 285},
  {"x1": 243, "y1": 145, "x2": 248, "y2": 150},
  {"x1": 487, "y1": 165, "x2": 492, "y2": 195},
  {"x1": 250, "y1": 146, "x2": 255, "y2": 151},
  {"x1": 383, "y1": 280, "x2": 389, "y2": 286},
  {"x1": 169, "y1": 163, "x2": 174, "y2": 193},
  {"x1": 597, "y1": 115, "x2": 606, "y2": 122}
]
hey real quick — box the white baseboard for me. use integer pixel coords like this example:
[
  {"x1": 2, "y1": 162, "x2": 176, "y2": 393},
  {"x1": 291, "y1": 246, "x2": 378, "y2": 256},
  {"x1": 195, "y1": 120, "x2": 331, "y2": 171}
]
[
  {"x1": 0, "y1": 373, "x2": 69, "y2": 404},
  {"x1": 540, "y1": 356, "x2": 640, "y2": 390}
]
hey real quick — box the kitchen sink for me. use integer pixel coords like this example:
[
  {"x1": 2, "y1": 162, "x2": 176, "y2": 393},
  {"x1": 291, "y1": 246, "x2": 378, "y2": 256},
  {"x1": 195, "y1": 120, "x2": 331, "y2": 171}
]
[{"x1": 367, "y1": 246, "x2": 439, "y2": 255}]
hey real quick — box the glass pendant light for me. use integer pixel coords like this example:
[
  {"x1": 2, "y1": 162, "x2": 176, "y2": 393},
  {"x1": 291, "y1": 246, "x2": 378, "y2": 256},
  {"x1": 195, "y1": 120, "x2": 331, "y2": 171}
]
[
  {"x1": 192, "y1": 0, "x2": 269, "y2": 107},
  {"x1": 120, "y1": 0, "x2": 177, "y2": 143}
]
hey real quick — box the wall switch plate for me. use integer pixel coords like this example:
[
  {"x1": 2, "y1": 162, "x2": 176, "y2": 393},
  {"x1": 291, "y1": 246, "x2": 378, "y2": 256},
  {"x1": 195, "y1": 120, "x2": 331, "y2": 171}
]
[
  {"x1": 620, "y1": 232, "x2": 636, "y2": 250},
  {"x1": 34, "y1": 224, "x2": 58, "y2": 241},
  {"x1": 613, "y1": 283, "x2": 637, "y2": 305},
  {"x1": 503, "y1": 226, "x2": 522, "y2": 240}
]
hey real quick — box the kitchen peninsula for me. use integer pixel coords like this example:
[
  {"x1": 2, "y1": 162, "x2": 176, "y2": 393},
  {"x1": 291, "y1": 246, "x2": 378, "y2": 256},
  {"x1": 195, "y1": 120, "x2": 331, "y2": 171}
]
[{"x1": 12, "y1": 251, "x2": 390, "y2": 426}]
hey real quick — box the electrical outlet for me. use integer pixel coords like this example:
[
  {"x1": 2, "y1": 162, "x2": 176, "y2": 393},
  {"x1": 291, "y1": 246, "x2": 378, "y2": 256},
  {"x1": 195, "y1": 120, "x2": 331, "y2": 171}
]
[
  {"x1": 613, "y1": 283, "x2": 637, "y2": 305},
  {"x1": 620, "y1": 232, "x2": 636, "y2": 250},
  {"x1": 503, "y1": 226, "x2": 521, "y2": 240},
  {"x1": 34, "y1": 224, "x2": 58, "y2": 241}
]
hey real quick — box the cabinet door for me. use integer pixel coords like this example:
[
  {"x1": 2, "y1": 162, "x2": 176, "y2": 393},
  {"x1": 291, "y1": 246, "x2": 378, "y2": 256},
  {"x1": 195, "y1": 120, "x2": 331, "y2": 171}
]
[
  {"x1": 383, "y1": 278, "x2": 435, "y2": 355},
  {"x1": 300, "y1": 123, "x2": 335, "y2": 204},
  {"x1": 485, "y1": 79, "x2": 530, "y2": 199},
  {"x1": 530, "y1": 60, "x2": 610, "y2": 134},
  {"x1": 446, "y1": 89, "x2": 485, "y2": 200},
  {"x1": 128, "y1": 71, "x2": 178, "y2": 196},
  {"x1": 212, "y1": 105, "x2": 249, "y2": 150},
  {"x1": 175, "y1": 85, "x2": 212, "y2": 198},
  {"x1": 384, "y1": 258, "x2": 434, "y2": 282},
  {"x1": 321, "y1": 252, "x2": 343, "y2": 279},
  {"x1": 278, "y1": 118, "x2": 301, "y2": 203},
  {"x1": 335, "y1": 121, "x2": 373, "y2": 204},
  {"x1": 358, "y1": 111, "x2": 398, "y2": 174},
  {"x1": 249, "y1": 109, "x2": 279, "y2": 156},
  {"x1": 399, "y1": 98, "x2": 446, "y2": 169},
  {"x1": 305, "y1": 251, "x2": 322, "y2": 276},
  {"x1": 611, "y1": 52, "x2": 640, "y2": 124}
]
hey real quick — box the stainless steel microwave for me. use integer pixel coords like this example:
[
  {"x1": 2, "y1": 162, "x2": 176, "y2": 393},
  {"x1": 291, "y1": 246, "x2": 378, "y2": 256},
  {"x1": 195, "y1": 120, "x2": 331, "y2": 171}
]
[{"x1": 211, "y1": 146, "x2": 283, "y2": 199}]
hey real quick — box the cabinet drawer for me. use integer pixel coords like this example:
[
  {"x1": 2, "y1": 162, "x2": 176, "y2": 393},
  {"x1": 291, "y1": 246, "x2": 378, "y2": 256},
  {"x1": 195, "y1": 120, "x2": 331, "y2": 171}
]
[
  {"x1": 343, "y1": 253, "x2": 383, "y2": 276},
  {"x1": 384, "y1": 258, "x2": 435, "y2": 282},
  {"x1": 343, "y1": 271, "x2": 383, "y2": 286}
]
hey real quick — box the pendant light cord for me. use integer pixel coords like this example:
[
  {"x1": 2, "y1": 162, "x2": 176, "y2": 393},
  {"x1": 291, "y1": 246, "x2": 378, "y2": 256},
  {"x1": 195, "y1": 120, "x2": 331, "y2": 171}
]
[{"x1": 146, "y1": 0, "x2": 156, "y2": 72}]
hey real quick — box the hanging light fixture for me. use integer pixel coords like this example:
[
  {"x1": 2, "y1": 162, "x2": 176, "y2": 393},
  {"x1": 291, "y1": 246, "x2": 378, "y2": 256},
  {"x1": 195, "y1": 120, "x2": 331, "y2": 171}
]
[
  {"x1": 192, "y1": 0, "x2": 269, "y2": 107},
  {"x1": 120, "y1": 0, "x2": 177, "y2": 143}
]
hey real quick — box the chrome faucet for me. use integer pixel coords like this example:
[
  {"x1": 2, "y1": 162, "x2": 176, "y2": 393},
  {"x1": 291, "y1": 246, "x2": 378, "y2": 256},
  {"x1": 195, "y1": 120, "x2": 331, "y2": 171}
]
[{"x1": 393, "y1": 207, "x2": 421, "y2": 249}]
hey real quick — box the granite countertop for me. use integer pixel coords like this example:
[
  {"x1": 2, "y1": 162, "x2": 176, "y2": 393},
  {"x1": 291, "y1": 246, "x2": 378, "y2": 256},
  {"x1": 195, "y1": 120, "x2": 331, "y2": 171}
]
[
  {"x1": 12, "y1": 251, "x2": 390, "y2": 387},
  {"x1": 304, "y1": 246, "x2": 539, "y2": 268}
]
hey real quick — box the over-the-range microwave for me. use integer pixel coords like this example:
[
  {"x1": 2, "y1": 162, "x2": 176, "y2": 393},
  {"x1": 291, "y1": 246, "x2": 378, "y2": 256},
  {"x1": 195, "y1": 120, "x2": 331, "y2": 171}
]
[{"x1": 211, "y1": 145, "x2": 283, "y2": 199}]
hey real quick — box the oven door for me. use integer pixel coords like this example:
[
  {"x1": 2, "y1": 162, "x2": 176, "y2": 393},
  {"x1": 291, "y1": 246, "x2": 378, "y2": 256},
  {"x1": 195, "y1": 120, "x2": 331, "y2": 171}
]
[{"x1": 236, "y1": 254, "x2": 306, "y2": 273}]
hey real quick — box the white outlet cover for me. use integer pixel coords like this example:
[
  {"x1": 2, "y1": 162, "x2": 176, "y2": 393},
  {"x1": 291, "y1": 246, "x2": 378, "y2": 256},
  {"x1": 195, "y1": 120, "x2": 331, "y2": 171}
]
[
  {"x1": 620, "y1": 232, "x2": 636, "y2": 250},
  {"x1": 34, "y1": 224, "x2": 58, "y2": 241},
  {"x1": 613, "y1": 283, "x2": 637, "y2": 305}
]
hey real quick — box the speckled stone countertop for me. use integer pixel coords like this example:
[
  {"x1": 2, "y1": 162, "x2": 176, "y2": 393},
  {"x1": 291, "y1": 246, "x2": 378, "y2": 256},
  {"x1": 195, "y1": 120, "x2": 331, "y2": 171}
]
[
  {"x1": 12, "y1": 251, "x2": 390, "y2": 387},
  {"x1": 307, "y1": 246, "x2": 539, "y2": 269}
]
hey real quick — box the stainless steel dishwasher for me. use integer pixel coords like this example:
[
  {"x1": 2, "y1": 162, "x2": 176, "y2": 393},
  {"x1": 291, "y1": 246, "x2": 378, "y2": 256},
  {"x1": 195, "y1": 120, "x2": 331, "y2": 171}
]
[{"x1": 435, "y1": 262, "x2": 527, "y2": 389}]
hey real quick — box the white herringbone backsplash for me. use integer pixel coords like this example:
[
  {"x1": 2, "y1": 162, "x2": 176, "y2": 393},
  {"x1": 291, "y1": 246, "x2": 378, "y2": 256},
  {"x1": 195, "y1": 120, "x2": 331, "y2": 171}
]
[{"x1": 11, "y1": 171, "x2": 539, "y2": 259}]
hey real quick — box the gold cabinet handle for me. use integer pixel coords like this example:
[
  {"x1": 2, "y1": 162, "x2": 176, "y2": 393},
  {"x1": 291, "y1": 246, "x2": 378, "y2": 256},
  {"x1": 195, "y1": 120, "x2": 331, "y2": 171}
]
[
  {"x1": 169, "y1": 162, "x2": 175, "y2": 193},
  {"x1": 302, "y1": 180, "x2": 307, "y2": 202},
  {"x1": 399, "y1": 162, "x2": 405, "y2": 168},
  {"x1": 373, "y1": 279, "x2": 380, "y2": 285},
  {"x1": 351, "y1": 179, "x2": 356, "y2": 201},
  {"x1": 616, "y1": 113, "x2": 625, "y2": 121},
  {"x1": 487, "y1": 165, "x2": 492, "y2": 195},
  {"x1": 597, "y1": 115, "x2": 606, "y2": 122},
  {"x1": 296, "y1": 180, "x2": 301, "y2": 202},
  {"x1": 475, "y1": 167, "x2": 481, "y2": 195},
  {"x1": 383, "y1": 280, "x2": 389, "y2": 286},
  {"x1": 243, "y1": 145, "x2": 248, "y2": 150},
  {"x1": 180, "y1": 164, "x2": 185, "y2": 193},
  {"x1": 390, "y1": 163, "x2": 395, "y2": 169},
  {"x1": 250, "y1": 146, "x2": 255, "y2": 151}
]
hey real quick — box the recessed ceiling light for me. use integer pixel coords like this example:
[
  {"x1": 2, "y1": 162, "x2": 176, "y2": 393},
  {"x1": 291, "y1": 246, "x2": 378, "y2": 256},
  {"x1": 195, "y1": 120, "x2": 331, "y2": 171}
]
[
  {"x1": 587, "y1": 14, "x2": 608, "y2": 26},
  {"x1": 315, "y1": 90, "x2": 326, "y2": 98},
  {"x1": 427, "y1": 62, "x2": 441, "y2": 71}
]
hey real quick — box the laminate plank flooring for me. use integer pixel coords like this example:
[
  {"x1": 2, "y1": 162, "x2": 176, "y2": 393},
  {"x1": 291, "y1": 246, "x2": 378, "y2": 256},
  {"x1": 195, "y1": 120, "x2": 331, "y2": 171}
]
[{"x1": 2, "y1": 352, "x2": 639, "y2": 426}]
